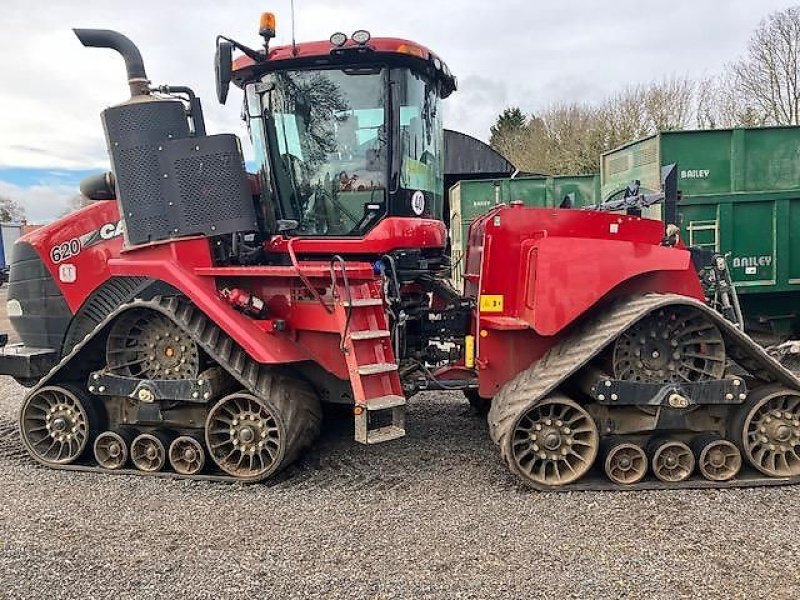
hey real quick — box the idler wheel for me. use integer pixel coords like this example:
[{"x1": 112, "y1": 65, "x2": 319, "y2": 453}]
[
  {"x1": 508, "y1": 395, "x2": 599, "y2": 487},
  {"x1": 20, "y1": 385, "x2": 92, "y2": 466},
  {"x1": 734, "y1": 385, "x2": 800, "y2": 477},
  {"x1": 205, "y1": 391, "x2": 286, "y2": 481}
]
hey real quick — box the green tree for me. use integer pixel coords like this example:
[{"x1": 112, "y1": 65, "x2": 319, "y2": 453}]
[{"x1": 489, "y1": 107, "x2": 527, "y2": 147}]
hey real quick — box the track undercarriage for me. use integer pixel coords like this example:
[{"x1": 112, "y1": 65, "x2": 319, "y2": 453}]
[
  {"x1": 16, "y1": 291, "x2": 800, "y2": 490},
  {"x1": 489, "y1": 293, "x2": 800, "y2": 490},
  {"x1": 18, "y1": 296, "x2": 322, "y2": 482}
]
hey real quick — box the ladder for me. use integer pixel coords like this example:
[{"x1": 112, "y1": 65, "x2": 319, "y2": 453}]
[{"x1": 332, "y1": 277, "x2": 406, "y2": 444}]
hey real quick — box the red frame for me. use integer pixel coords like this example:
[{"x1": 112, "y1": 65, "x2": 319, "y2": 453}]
[
  {"x1": 232, "y1": 37, "x2": 440, "y2": 72},
  {"x1": 19, "y1": 194, "x2": 707, "y2": 400},
  {"x1": 465, "y1": 205, "x2": 705, "y2": 397}
]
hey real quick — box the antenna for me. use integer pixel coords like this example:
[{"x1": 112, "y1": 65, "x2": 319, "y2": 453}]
[{"x1": 291, "y1": 0, "x2": 298, "y2": 56}]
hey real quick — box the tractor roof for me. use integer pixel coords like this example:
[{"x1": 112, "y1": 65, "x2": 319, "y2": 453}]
[{"x1": 231, "y1": 37, "x2": 456, "y2": 96}]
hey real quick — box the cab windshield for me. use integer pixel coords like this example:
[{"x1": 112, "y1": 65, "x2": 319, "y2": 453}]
[{"x1": 259, "y1": 67, "x2": 387, "y2": 235}]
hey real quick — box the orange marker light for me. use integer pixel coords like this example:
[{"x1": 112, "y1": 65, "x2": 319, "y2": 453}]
[
  {"x1": 396, "y1": 43, "x2": 428, "y2": 59},
  {"x1": 259, "y1": 12, "x2": 276, "y2": 37}
]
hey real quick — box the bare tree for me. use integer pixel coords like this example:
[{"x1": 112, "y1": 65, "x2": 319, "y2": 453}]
[
  {"x1": 696, "y1": 75, "x2": 768, "y2": 129},
  {"x1": 732, "y1": 6, "x2": 800, "y2": 125},
  {"x1": 490, "y1": 76, "x2": 697, "y2": 175},
  {"x1": 0, "y1": 195, "x2": 25, "y2": 222}
]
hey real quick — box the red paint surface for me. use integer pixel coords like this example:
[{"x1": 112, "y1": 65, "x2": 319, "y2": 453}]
[
  {"x1": 466, "y1": 205, "x2": 705, "y2": 396},
  {"x1": 20, "y1": 199, "x2": 708, "y2": 397},
  {"x1": 233, "y1": 37, "x2": 438, "y2": 71}
]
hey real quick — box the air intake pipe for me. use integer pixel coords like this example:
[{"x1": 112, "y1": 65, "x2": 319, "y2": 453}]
[{"x1": 73, "y1": 29, "x2": 150, "y2": 97}]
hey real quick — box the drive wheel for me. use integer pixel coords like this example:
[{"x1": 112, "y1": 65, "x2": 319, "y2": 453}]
[
  {"x1": 612, "y1": 306, "x2": 725, "y2": 383},
  {"x1": 169, "y1": 436, "x2": 205, "y2": 475},
  {"x1": 603, "y1": 441, "x2": 647, "y2": 485},
  {"x1": 734, "y1": 385, "x2": 800, "y2": 477},
  {"x1": 20, "y1": 385, "x2": 92, "y2": 465},
  {"x1": 107, "y1": 309, "x2": 200, "y2": 380},
  {"x1": 131, "y1": 433, "x2": 167, "y2": 472},
  {"x1": 508, "y1": 395, "x2": 599, "y2": 487}
]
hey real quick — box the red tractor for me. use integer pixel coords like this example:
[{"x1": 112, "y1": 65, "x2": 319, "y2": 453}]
[{"x1": 4, "y1": 18, "x2": 800, "y2": 489}]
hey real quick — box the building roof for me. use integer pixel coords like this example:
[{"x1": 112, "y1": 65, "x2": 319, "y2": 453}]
[{"x1": 444, "y1": 129, "x2": 516, "y2": 178}]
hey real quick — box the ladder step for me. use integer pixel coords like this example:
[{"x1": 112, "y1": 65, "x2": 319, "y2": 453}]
[
  {"x1": 363, "y1": 425, "x2": 406, "y2": 445},
  {"x1": 343, "y1": 298, "x2": 383, "y2": 308},
  {"x1": 349, "y1": 329, "x2": 391, "y2": 341},
  {"x1": 361, "y1": 394, "x2": 406, "y2": 411},
  {"x1": 357, "y1": 362, "x2": 399, "y2": 376}
]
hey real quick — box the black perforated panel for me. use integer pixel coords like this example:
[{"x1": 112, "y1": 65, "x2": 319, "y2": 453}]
[
  {"x1": 102, "y1": 99, "x2": 190, "y2": 245},
  {"x1": 102, "y1": 100, "x2": 254, "y2": 244},
  {"x1": 161, "y1": 135, "x2": 258, "y2": 238}
]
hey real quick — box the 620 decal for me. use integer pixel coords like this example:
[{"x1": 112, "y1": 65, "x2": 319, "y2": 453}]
[
  {"x1": 48, "y1": 220, "x2": 124, "y2": 264},
  {"x1": 50, "y1": 238, "x2": 81, "y2": 263}
]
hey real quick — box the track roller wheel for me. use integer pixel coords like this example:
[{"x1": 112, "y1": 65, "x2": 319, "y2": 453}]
[
  {"x1": 206, "y1": 377, "x2": 321, "y2": 481},
  {"x1": 506, "y1": 395, "x2": 599, "y2": 487},
  {"x1": 691, "y1": 434, "x2": 741, "y2": 482},
  {"x1": 602, "y1": 439, "x2": 647, "y2": 485},
  {"x1": 131, "y1": 433, "x2": 168, "y2": 472},
  {"x1": 733, "y1": 385, "x2": 800, "y2": 477},
  {"x1": 649, "y1": 439, "x2": 694, "y2": 482},
  {"x1": 169, "y1": 435, "x2": 206, "y2": 475},
  {"x1": 94, "y1": 430, "x2": 132, "y2": 470},
  {"x1": 20, "y1": 385, "x2": 94, "y2": 466}
]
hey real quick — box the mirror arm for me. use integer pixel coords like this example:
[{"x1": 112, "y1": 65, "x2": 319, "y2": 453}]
[{"x1": 217, "y1": 35, "x2": 265, "y2": 62}]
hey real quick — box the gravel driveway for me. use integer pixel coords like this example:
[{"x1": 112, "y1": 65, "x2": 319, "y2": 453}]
[{"x1": 1, "y1": 376, "x2": 799, "y2": 599}]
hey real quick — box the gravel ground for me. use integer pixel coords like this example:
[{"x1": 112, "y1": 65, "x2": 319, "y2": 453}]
[{"x1": 2, "y1": 377, "x2": 800, "y2": 599}]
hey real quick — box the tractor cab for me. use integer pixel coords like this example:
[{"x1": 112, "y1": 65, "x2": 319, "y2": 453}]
[{"x1": 217, "y1": 19, "x2": 456, "y2": 246}]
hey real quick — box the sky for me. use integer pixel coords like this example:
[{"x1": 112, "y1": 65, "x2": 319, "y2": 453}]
[{"x1": 0, "y1": 0, "x2": 797, "y2": 222}]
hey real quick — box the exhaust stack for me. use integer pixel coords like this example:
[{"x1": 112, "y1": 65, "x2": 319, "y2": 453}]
[{"x1": 73, "y1": 29, "x2": 149, "y2": 97}]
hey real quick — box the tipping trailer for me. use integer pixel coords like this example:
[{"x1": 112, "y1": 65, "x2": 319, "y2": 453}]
[
  {"x1": 449, "y1": 174, "x2": 600, "y2": 288},
  {"x1": 602, "y1": 127, "x2": 800, "y2": 339},
  {"x1": 2, "y1": 16, "x2": 800, "y2": 490}
]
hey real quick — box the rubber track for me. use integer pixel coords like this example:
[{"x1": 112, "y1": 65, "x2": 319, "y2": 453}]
[
  {"x1": 488, "y1": 293, "x2": 800, "y2": 491},
  {"x1": 62, "y1": 277, "x2": 150, "y2": 355},
  {"x1": 20, "y1": 296, "x2": 322, "y2": 482}
]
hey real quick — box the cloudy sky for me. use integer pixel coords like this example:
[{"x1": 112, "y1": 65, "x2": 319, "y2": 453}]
[{"x1": 1, "y1": 0, "x2": 797, "y2": 222}]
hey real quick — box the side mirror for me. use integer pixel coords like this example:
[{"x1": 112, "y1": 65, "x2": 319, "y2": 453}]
[{"x1": 214, "y1": 39, "x2": 233, "y2": 104}]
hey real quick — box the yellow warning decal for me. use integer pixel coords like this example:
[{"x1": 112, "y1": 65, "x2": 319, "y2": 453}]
[{"x1": 479, "y1": 295, "x2": 504, "y2": 313}]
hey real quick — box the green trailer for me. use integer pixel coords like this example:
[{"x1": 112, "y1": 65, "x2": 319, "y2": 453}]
[
  {"x1": 449, "y1": 174, "x2": 600, "y2": 287},
  {"x1": 601, "y1": 126, "x2": 800, "y2": 336}
]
